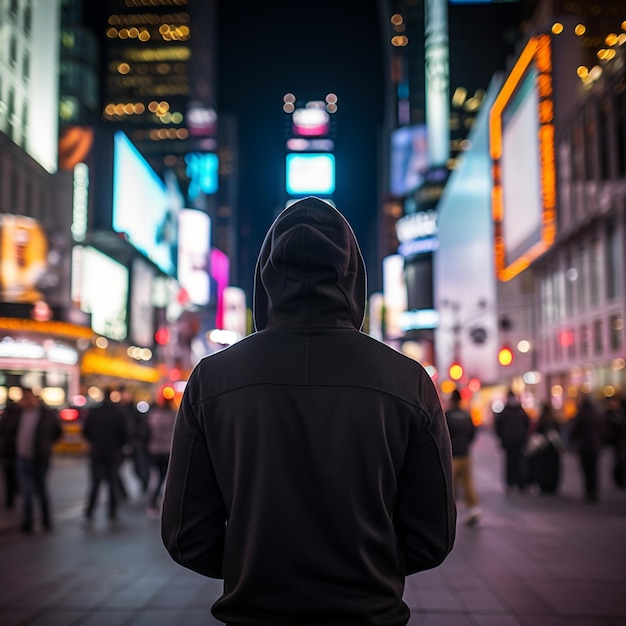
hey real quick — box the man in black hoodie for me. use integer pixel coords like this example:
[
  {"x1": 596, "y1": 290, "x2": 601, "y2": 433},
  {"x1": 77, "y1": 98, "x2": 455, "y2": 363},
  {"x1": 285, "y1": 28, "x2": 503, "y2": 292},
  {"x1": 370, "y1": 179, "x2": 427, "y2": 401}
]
[{"x1": 161, "y1": 197, "x2": 456, "y2": 625}]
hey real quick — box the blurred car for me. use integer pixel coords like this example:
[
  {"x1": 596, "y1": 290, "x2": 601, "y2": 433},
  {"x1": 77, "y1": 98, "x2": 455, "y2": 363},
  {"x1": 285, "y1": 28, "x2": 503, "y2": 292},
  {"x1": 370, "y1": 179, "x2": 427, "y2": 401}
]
[{"x1": 54, "y1": 405, "x2": 90, "y2": 455}]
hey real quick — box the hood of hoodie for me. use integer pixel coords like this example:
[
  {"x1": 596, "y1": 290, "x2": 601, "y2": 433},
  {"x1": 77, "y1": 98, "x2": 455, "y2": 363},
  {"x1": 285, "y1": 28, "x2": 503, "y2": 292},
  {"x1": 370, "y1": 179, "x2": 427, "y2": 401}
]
[{"x1": 253, "y1": 197, "x2": 367, "y2": 332}]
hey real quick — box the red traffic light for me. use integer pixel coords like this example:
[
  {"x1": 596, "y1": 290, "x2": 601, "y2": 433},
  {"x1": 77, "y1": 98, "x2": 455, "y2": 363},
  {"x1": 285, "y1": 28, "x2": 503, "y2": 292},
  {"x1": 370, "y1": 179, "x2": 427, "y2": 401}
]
[
  {"x1": 59, "y1": 408, "x2": 80, "y2": 422},
  {"x1": 155, "y1": 327, "x2": 170, "y2": 345}
]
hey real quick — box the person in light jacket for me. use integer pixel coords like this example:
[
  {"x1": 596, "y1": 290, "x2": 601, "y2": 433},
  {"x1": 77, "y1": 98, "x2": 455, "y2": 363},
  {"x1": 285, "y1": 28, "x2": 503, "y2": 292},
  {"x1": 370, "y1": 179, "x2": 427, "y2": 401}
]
[
  {"x1": 146, "y1": 393, "x2": 176, "y2": 514},
  {"x1": 161, "y1": 196, "x2": 456, "y2": 626}
]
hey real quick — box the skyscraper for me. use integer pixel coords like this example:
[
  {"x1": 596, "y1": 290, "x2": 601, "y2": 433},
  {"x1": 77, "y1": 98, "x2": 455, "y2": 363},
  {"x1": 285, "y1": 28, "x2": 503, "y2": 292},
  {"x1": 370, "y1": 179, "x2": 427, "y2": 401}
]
[
  {"x1": 93, "y1": 0, "x2": 218, "y2": 179},
  {"x1": 379, "y1": 0, "x2": 526, "y2": 365}
]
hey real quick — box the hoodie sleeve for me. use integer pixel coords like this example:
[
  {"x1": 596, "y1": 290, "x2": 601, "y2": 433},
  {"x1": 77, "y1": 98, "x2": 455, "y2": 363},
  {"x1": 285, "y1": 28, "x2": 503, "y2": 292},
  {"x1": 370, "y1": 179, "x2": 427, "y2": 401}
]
[
  {"x1": 161, "y1": 375, "x2": 227, "y2": 579},
  {"x1": 393, "y1": 378, "x2": 456, "y2": 575}
]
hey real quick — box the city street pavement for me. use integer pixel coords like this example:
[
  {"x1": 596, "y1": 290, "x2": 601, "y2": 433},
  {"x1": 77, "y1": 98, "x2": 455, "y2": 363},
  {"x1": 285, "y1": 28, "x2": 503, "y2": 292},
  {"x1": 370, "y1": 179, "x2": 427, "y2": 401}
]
[{"x1": 1, "y1": 430, "x2": 625, "y2": 626}]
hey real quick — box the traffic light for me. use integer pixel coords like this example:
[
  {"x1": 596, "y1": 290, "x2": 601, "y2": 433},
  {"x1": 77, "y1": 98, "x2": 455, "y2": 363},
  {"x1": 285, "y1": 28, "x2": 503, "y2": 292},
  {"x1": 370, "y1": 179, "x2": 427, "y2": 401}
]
[
  {"x1": 162, "y1": 385, "x2": 176, "y2": 400},
  {"x1": 498, "y1": 345, "x2": 514, "y2": 366},
  {"x1": 155, "y1": 327, "x2": 170, "y2": 345},
  {"x1": 448, "y1": 361, "x2": 464, "y2": 381}
]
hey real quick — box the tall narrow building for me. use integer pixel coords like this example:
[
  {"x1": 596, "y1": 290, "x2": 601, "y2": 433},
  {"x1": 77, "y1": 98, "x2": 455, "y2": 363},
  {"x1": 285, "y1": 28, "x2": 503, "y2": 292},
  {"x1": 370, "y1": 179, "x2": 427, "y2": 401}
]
[
  {"x1": 379, "y1": 0, "x2": 525, "y2": 367},
  {"x1": 96, "y1": 0, "x2": 217, "y2": 172}
]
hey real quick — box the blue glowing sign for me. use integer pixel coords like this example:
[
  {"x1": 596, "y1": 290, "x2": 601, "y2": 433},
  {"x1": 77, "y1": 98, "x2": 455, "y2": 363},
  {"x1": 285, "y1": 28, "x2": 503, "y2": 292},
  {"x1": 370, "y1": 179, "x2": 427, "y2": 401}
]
[
  {"x1": 185, "y1": 152, "x2": 219, "y2": 200},
  {"x1": 286, "y1": 153, "x2": 335, "y2": 196}
]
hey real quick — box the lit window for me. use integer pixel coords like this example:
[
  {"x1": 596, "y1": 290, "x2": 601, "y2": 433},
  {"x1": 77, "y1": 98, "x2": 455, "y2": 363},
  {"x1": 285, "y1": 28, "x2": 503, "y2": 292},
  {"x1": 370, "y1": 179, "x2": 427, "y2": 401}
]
[
  {"x1": 551, "y1": 23, "x2": 564, "y2": 35},
  {"x1": 610, "y1": 314, "x2": 623, "y2": 351}
]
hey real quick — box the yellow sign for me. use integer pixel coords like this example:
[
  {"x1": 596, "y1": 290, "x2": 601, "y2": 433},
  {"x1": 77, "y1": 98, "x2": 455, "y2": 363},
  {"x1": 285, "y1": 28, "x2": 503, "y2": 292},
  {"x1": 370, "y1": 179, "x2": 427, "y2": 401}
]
[{"x1": 81, "y1": 349, "x2": 160, "y2": 383}]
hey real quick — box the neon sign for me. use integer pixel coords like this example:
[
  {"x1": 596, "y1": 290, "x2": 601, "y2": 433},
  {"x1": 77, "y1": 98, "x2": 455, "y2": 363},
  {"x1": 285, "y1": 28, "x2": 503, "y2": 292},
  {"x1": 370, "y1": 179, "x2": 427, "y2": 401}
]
[{"x1": 489, "y1": 35, "x2": 556, "y2": 282}]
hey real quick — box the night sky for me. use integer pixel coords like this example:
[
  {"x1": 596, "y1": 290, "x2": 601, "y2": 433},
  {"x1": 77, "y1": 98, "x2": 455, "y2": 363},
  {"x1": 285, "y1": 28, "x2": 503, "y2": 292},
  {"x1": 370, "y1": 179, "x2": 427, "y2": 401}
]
[{"x1": 216, "y1": 0, "x2": 385, "y2": 297}]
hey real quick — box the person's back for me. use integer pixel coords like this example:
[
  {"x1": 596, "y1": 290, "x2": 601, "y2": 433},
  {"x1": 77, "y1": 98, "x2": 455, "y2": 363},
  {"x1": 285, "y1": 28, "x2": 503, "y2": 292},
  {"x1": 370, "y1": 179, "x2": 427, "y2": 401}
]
[
  {"x1": 495, "y1": 393, "x2": 529, "y2": 449},
  {"x1": 83, "y1": 398, "x2": 127, "y2": 463},
  {"x1": 445, "y1": 391, "x2": 476, "y2": 458},
  {"x1": 569, "y1": 396, "x2": 606, "y2": 501},
  {"x1": 570, "y1": 397, "x2": 605, "y2": 454},
  {"x1": 494, "y1": 391, "x2": 530, "y2": 493},
  {"x1": 147, "y1": 402, "x2": 176, "y2": 456},
  {"x1": 83, "y1": 393, "x2": 128, "y2": 521},
  {"x1": 146, "y1": 396, "x2": 177, "y2": 513},
  {"x1": 161, "y1": 197, "x2": 456, "y2": 625},
  {"x1": 445, "y1": 390, "x2": 480, "y2": 525},
  {"x1": 527, "y1": 403, "x2": 563, "y2": 494}
]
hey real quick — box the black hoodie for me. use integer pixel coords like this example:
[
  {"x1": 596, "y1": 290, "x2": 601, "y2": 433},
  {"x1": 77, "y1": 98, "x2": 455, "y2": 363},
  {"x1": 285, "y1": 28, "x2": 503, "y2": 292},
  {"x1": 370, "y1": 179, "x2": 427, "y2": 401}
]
[{"x1": 161, "y1": 197, "x2": 456, "y2": 625}]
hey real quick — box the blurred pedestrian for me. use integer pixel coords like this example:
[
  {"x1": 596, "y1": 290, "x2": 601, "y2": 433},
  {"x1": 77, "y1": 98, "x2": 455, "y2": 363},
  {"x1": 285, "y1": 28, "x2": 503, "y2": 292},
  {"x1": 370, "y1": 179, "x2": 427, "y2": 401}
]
[
  {"x1": 0, "y1": 397, "x2": 20, "y2": 509},
  {"x1": 119, "y1": 386, "x2": 150, "y2": 494},
  {"x1": 494, "y1": 389, "x2": 530, "y2": 495},
  {"x1": 445, "y1": 389, "x2": 481, "y2": 525},
  {"x1": 569, "y1": 394, "x2": 606, "y2": 502},
  {"x1": 526, "y1": 402, "x2": 564, "y2": 494},
  {"x1": 146, "y1": 392, "x2": 177, "y2": 516},
  {"x1": 82, "y1": 388, "x2": 128, "y2": 521},
  {"x1": 0, "y1": 388, "x2": 61, "y2": 532},
  {"x1": 604, "y1": 396, "x2": 626, "y2": 488},
  {"x1": 161, "y1": 197, "x2": 456, "y2": 625}
]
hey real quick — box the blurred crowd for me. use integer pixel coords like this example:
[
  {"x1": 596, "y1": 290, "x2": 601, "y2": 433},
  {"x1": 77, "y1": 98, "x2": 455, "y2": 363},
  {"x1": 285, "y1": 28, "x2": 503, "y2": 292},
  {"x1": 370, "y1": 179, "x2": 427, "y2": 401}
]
[
  {"x1": 0, "y1": 384, "x2": 625, "y2": 534},
  {"x1": 0, "y1": 384, "x2": 177, "y2": 532},
  {"x1": 439, "y1": 388, "x2": 626, "y2": 527}
]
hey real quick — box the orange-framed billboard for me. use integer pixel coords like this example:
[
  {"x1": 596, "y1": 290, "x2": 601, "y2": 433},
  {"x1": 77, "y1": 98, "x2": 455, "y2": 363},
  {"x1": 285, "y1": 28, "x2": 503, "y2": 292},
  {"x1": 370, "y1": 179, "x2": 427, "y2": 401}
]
[{"x1": 489, "y1": 34, "x2": 556, "y2": 282}]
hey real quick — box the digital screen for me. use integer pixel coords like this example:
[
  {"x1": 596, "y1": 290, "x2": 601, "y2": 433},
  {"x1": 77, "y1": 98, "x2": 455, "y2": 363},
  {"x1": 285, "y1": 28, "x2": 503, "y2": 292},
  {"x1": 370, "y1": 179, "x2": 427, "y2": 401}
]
[
  {"x1": 382, "y1": 254, "x2": 408, "y2": 340},
  {"x1": 74, "y1": 246, "x2": 128, "y2": 341},
  {"x1": 185, "y1": 152, "x2": 219, "y2": 200},
  {"x1": 292, "y1": 106, "x2": 330, "y2": 137},
  {"x1": 130, "y1": 259, "x2": 155, "y2": 347},
  {"x1": 222, "y1": 286, "x2": 247, "y2": 338},
  {"x1": 211, "y1": 248, "x2": 230, "y2": 329},
  {"x1": 286, "y1": 153, "x2": 335, "y2": 196},
  {"x1": 500, "y1": 69, "x2": 542, "y2": 267},
  {"x1": 390, "y1": 125, "x2": 428, "y2": 196},
  {"x1": 112, "y1": 132, "x2": 178, "y2": 276},
  {"x1": 178, "y1": 209, "x2": 211, "y2": 306},
  {"x1": 23, "y1": 1, "x2": 60, "y2": 173},
  {"x1": 0, "y1": 215, "x2": 48, "y2": 304}
]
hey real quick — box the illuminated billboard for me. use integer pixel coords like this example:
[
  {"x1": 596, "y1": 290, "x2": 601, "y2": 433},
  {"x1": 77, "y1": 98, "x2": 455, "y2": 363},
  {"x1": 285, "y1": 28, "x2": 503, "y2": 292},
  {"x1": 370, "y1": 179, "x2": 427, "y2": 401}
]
[
  {"x1": 286, "y1": 153, "x2": 335, "y2": 196},
  {"x1": 390, "y1": 125, "x2": 428, "y2": 196},
  {"x1": 24, "y1": 1, "x2": 61, "y2": 173},
  {"x1": 211, "y1": 249, "x2": 230, "y2": 330},
  {"x1": 489, "y1": 34, "x2": 556, "y2": 281},
  {"x1": 130, "y1": 260, "x2": 155, "y2": 347},
  {"x1": 178, "y1": 209, "x2": 211, "y2": 307},
  {"x1": 0, "y1": 215, "x2": 48, "y2": 304},
  {"x1": 72, "y1": 246, "x2": 128, "y2": 341},
  {"x1": 185, "y1": 152, "x2": 219, "y2": 200},
  {"x1": 292, "y1": 105, "x2": 330, "y2": 137},
  {"x1": 112, "y1": 132, "x2": 178, "y2": 276}
]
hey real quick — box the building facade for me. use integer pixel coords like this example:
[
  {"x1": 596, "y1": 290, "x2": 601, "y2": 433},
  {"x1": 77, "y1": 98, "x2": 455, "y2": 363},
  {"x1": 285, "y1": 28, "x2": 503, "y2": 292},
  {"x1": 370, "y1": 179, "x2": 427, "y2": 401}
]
[
  {"x1": 378, "y1": 0, "x2": 526, "y2": 369},
  {"x1": 433, "y1": 0, "x2": 626, "y2": 416},
  {"x1": 533, "y1": 38, "x2": 625, "y2": 410}
]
